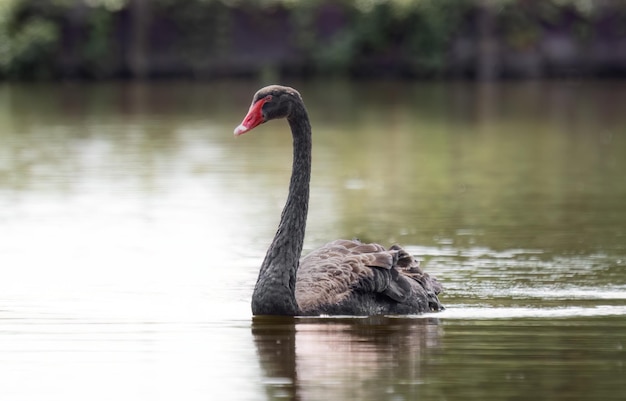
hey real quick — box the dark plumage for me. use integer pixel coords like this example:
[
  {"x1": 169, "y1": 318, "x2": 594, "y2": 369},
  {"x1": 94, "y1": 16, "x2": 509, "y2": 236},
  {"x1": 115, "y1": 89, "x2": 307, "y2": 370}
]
[{"x1": 234, "y1": 85, "x2": 443, "y2": 316}]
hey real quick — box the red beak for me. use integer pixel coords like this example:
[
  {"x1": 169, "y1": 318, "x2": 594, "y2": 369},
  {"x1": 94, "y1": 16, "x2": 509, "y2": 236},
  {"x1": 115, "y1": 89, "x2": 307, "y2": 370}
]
[{"x1": 234, "y1": 97, "x2": 269, "y2": 136}]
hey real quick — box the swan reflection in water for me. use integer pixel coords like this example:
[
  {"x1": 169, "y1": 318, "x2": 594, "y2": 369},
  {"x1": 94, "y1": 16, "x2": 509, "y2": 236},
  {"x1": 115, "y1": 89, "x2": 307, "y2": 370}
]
[{"x1": 251, "y1": 316, "x2": 442, "y2": 400}]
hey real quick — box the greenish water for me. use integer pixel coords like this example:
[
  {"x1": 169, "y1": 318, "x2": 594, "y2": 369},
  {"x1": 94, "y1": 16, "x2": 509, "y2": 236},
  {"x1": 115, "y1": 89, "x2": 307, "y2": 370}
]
[{"x1": 0, "y1": 81, "x2": 625, "y2": 400}]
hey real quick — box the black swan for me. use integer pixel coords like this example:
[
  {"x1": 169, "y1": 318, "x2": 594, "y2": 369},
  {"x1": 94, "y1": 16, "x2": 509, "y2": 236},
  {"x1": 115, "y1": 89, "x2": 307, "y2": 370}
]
[{"x1": 234, "y1": 85, "x2": 443, "y2": 316}]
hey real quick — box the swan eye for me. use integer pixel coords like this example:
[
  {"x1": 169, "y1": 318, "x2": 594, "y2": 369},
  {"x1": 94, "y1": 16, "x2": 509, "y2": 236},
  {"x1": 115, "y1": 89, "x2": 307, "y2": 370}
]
[{"x1": 264, "y1": 95, "x2": 272, "y2": 102}]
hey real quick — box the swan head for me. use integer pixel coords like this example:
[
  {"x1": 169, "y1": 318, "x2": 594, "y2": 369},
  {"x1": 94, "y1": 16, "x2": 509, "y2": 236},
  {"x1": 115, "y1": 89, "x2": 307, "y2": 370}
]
[{"x1": 234, "y1": 85, "x2": 302, "y2": 136}]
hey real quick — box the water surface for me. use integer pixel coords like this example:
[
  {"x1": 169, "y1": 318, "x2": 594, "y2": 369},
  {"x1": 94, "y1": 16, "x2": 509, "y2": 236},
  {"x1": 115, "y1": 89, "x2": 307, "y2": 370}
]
[{"x1": 0, "y1": 80, "x2": 625, "y2": 400}]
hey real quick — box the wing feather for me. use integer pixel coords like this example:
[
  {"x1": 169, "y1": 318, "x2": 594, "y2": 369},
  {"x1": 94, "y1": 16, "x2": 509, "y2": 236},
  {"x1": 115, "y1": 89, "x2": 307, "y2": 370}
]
[{"x1": 295, "y1": 239, "x2": 436, "y2": 313}]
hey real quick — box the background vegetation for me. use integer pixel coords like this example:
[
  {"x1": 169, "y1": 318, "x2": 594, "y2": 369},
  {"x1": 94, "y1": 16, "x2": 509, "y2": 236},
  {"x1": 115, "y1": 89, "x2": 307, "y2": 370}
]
[{"x1": 1, "y1": 0, "x2": 625, "y2": 80}]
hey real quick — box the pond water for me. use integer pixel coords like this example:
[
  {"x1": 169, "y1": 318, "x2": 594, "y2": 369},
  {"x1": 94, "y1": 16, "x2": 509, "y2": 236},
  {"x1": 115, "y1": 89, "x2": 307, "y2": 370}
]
[{"x1": 0, "y1": 80, "x2": 625, "y2": 400}]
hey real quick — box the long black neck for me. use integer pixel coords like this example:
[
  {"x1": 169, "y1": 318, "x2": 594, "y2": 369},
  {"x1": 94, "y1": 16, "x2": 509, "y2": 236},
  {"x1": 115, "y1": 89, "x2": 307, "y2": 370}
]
[{"x1": 251, "y1": 103, "x2": 311, "y2": 316}]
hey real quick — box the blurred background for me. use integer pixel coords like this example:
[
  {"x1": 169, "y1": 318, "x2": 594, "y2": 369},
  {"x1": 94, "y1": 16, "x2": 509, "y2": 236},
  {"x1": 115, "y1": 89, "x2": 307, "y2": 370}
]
[
  {"x1": 2, "y1": 2, "x2": 626, "y2": 401},
  {"x1": 1, "y1": 0, "x2": 625, "y2": 81}
]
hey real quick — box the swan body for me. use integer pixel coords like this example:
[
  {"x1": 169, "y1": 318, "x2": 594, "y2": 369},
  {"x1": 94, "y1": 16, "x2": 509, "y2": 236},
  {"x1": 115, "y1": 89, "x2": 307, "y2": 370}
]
[{"x1": 234, "y1": 85, "x2": 443, "y2": 316}]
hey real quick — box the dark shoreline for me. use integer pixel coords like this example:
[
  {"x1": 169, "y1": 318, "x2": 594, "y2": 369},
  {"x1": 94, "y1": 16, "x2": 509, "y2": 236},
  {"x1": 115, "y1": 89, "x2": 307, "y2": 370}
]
[{"x1": 2, "y1": 0, "x2": 626, "y2": 81}]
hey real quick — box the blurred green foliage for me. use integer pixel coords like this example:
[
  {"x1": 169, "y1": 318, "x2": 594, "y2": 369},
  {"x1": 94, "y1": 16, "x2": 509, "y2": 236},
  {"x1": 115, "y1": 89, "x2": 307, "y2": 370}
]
[
  {"x1": 0, "y1": 0, "x2": 623, "y2": 80},
  {"x1": 0, "y1": 0, "x2": 59, "y2": 78}
]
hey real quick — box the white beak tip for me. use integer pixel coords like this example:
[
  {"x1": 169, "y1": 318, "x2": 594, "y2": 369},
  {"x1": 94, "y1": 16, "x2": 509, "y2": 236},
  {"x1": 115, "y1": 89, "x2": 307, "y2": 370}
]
[{"x1": 233, "y1": 124, "x2": 248, "y2": 136}]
